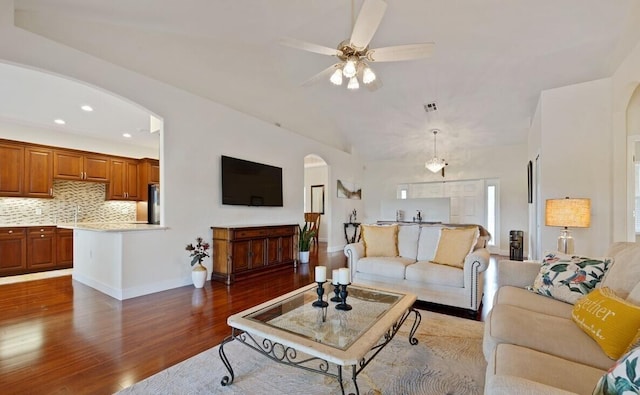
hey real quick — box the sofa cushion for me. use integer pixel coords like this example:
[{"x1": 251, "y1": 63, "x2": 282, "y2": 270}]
[
  {"x1": 571, "y1": 287, "x2": 640, "y2": 360},
  {"x1": 406, "y1": 261, "x2": 464, "y2": 288},
  {"x1": 432, "y1": 227, "x2": 479, "y2": 268},
  {"x1": 484, "y1": 304, "x2": 613, "y2": 370},
  {"x1": 361, "y1": 224, "x2": 398, "y2": 257},
  {"x1": 415, "y1": 225, "x2": 442, "y2": 261},
  {"x1": 602, "y1": 242, "x2": 640, "y2": 299},
  {"x1": 355, "y1": 256, "x2": 414, "y2": 280},
  {"x1": 527, "y1": 252, "x2": 612, "y2": 304},
  {"x1": 494, "y1": 286, "x2": 573, "y2": 319},
  {"x1": 397, "y1": 224, "x2": 420, "y2": 259},
  {"x1": 593, "y1": 345, "x2": 640, "y2": 394},
  {"x1": 487, "y1": 343, "x2": 605, "y2": 395}
]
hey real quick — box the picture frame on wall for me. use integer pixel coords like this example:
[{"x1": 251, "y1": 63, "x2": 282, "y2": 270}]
[{"x1": 337, "y1": 180, "x2": 362, "y2": 200}]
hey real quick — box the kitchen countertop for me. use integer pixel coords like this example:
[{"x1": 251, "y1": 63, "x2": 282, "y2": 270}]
[{"x1": 0, "y1": 222, "x2": 167, "y2": 232}]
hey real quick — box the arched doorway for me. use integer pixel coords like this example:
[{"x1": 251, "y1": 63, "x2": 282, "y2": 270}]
[{"x1": 304, "y1": 154, "x2": 329, "y2": 248}]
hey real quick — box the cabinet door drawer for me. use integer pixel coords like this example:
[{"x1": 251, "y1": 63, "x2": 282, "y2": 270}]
[
  {"x1": 0, "y1": 228, "x2": 26, "y2": 237},
  {"x1": 268, "y1": 227, "x2": 295, "y2": 237},
  {"x1": 234, "y1": 229, "x2": 268, "y2": 239},
  {"x1": 28, "y1": 227, "x2": 56, "y2": 235}
]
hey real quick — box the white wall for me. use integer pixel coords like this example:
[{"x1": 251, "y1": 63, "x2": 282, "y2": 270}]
[
  {"x1": 363, "y1": 143, "x2": 528, "y2": 252},
  {"x1": 536, "y1": 78, "x2": 613, "y2": 257},
  {"x1": 0, "y1": 118, "x2": 158, "y2": 159},
  {"x1": 0, "y1": 6, "x2": 362, "y2": 296}
]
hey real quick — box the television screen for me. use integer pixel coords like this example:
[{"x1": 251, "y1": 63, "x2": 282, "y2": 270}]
[{"x1": 221, "y1": 156, "x2": 283, "y2": 207}]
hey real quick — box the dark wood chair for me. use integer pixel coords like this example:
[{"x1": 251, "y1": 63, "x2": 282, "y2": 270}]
[{"x1": 304, "y1": 212, "x2": 321, "y2": 246}]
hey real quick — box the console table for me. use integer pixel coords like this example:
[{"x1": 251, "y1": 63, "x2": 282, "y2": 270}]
[
  {"x1": 211, "y1": 224, "x2": 296, "y2": 284},
  {"x1": 343, "y1": 222, "x2": 361, "y2": 244}
]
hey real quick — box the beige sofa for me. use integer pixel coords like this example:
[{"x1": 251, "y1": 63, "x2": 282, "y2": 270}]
[
  {"x1": 483, "y1": 242, "x2": 640, "y2": 394},
  {"x1": 344, "y1": 223, "x2": 490, "y2": 313}
]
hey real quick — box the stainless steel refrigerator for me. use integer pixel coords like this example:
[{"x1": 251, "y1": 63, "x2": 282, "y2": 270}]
[{"x1": 148, "y1": 184, "x2": 160, "y2": 224}]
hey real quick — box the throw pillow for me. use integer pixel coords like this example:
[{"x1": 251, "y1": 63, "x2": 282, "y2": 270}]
[
  {"x1": 431, "y1": 227, "x2": 479, "y2": 268},
  {"x1": 361, "y1": 224, "x2": 399, "y2": 257},
  {"x1": 527, "y1": 252, "x2": 612, "y2": 304},
  {"x1": 572, "y1": 287, "x2": 640, "y2": 360},
  {"x1": 593, "y1": 345, "x2": 640, "y2": 394}
]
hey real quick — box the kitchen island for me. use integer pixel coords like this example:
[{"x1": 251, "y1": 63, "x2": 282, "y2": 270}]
[{"x1": 60, "y1": 223, "x2": 169, "y2": 300}]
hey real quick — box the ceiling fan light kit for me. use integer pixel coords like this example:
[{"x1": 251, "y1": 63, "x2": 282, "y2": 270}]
[{"x1": 281, "y1": 0, "x2": 434, "y2": 91}]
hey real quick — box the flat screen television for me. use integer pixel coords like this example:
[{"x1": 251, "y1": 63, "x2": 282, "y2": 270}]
[{"x1": 221, "y1": 155, "x2": 283, "y2": 207}]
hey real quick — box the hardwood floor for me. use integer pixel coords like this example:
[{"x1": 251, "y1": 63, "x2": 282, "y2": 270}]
[{"x1": 0, "y1": 244, "x2": 501, "y2": 395}]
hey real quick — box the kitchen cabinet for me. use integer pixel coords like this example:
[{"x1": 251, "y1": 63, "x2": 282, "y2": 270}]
[
  {"x1": 138, "y1": 158, "x2": 160, "y2": 201},
  {"x1": 0, "y1": 142, "x2": 24, "y2": 196},
  {"x1": 108, "y1": 158, "x2": 140, "y2": 200},
  {"x1": 0, "y1": 227, "x2": 27, "y2": 275},
  {"x1": 53, "y1": 150, "x2": 110, "y2": 182},
  {"x1": 56, "y1": 228, "x2": 73, "y2": 268},
  {"x1": 24, "y1": 147, "x2": 54, "y2": 198},
  {"x1": 27, "y1": 227, "x2": 56, "y2": 270},
  {"x1": 211, "y1": 224, "x2": 296, "y2": 284}
]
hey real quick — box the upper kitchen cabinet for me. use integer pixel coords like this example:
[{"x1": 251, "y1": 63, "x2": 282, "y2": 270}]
[
  {"x1": 108, "y1": 158, "x2": 140, "y2": 200},
  {"x1": 24, "y1": 147, "x2": 53, "y2": 198},
  {"x1": 138, "y1": 158, "x2": 159, "y2": 201},
  {"x1": 53, "y1": 150, "x2": 110, "y2": 182},
  {"x1": 0, "y1": 142, "x2": 25, "y2": 196}
]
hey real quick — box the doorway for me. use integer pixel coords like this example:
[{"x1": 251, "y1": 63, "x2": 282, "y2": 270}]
[{"x1": 304, "y1": 154, "x2": 329, "y2": 245}]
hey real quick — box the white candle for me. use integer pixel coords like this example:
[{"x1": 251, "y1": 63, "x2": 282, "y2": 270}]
[
  {"x1": 332, "y1": 269, "x2": 340, "y2": 285},
  {"x1": 315, "y1": 266, "x2": 327, "y2": 282},
  {"x1": 338, "y1": 268, "x2": 350, "y2": 285}
]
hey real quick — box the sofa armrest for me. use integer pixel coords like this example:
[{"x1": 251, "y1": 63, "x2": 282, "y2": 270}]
[
  {"x1": 464, "y1": 248, "x2": 490, "y2": 274},
  {"x1": 344, "y1": 242, "x2": 364, "y2": 277},
  {"x1": 485, "y1": 375, "x2": 579, "y2": 395},
  {"x1": 497, "y1": 260, "x2": 541, "y2": 289}
]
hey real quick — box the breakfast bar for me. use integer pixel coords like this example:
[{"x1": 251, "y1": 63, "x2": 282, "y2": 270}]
[{"x1": 60, "y1": 223, "x2": 168, "y2": 300}]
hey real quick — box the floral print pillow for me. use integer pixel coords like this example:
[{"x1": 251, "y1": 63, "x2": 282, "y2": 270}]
[
  {"x1": 593, "y1": 345, "x2": 640, "y2": 394},
  {"x1": 527, "y1": 251, "x2": 613, "y2": 304}
]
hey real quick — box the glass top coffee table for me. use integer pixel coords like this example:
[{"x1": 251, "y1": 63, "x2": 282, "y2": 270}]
[{"x1": 218, "y1": 282, "x2": 421, "y2": 395}]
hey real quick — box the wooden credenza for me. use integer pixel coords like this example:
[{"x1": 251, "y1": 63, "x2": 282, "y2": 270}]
[{"x1": 211, "y1": 224, "x2": 296, "y2": 284}]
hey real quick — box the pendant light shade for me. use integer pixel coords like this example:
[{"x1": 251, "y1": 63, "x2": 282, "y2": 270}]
[{"x1": 425, "y1": 130, "x2": 446, "y2": 173}]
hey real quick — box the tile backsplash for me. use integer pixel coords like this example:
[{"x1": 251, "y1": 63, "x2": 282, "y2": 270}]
[{"x1": 0, "y1": 180, "x2": 137, "y2": 224}]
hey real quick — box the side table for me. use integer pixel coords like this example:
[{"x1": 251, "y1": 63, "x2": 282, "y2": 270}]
[{"x1": 344, "y1": 222, "x2": 361, "y2": 244}]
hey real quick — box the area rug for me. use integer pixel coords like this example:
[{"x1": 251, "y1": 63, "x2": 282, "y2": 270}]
[{"x1": 116, "y1": 311, "x2": 486, "y2": 395}]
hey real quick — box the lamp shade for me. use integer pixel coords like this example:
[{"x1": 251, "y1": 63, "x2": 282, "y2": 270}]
[{"x1": 545, "y1": 198, "x2": 591, "y2": 228}]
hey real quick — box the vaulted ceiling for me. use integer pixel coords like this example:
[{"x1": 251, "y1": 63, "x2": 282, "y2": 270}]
[{"x1": 7, "y1": 0, "x2": 640, "y2": 161}]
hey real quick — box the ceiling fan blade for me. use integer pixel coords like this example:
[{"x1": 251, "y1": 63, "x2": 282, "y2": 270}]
[
  {"x1": 301, "y1": 63, "x2": 342, "y2": 87},
  {"x1": 366, "y1": 43, "x2": 435, "y2": 62},
  {"x1": 350, "y1": 0, "x2": 387, "y2": 51},
  {"x1": 279, "y1": 37, "x2": 342, "y2": 57}
]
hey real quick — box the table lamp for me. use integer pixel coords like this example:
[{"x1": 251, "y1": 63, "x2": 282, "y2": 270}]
[{"x1": 545, "y1": 197, "x2": 591, "y2": 254}]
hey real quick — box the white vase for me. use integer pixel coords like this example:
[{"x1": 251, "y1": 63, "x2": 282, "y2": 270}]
[
  {"x1": 299, "y1": 251, "x2": 310, "y2": 264},
  {"x1": 192, "y1": 263, "x2": 208, "y2": 288}
]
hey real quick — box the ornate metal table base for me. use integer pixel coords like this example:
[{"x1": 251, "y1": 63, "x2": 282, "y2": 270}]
[{"x1": 219, "y1": 308, "x2": 422, "y2": 395}]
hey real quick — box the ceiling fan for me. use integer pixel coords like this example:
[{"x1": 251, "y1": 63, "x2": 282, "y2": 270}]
[{"x1": 280, "y1": 0, "x2": 435, "y2": 91}]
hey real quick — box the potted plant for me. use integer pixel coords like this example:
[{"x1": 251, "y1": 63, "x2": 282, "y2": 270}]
[
  {"x1": 185, "y1": 237, "x2": 210, "y2": 288},
  {"x1": 298, "y1": 223, "x2": 316, "y2": 264}
]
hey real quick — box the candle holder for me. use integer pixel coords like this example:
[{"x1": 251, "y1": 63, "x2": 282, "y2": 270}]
[
  {"x1": 312, "y1": 282, "x2": 329, "y2": 308},
  {"x1": 335, "y1": 283, "x2": 352, "y2": 311},
  {"x1": 330, "y1": 283, "x2": 341, "y2": 302}
]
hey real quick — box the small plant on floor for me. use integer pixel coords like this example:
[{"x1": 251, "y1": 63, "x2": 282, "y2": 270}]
[
  {"x1": 185, "y1": 237, "x2": 210, "y2": 266},
  {"x1": 298, "y1": 224, "x2": 316, "y2": 252}
]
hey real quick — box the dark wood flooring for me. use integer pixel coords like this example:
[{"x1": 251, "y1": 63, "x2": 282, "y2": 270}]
[{"x1": 0, "y1": 243, "x2": 501, "y2": 395}]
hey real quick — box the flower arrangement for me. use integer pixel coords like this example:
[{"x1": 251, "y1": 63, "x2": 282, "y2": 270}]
[{"x1": 185, "y1": 237, "x2": 210, "y2": 266}]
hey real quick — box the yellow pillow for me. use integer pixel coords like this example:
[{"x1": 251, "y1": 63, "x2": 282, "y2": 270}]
[
  {"x1": 361, "y1": 224, "x2": 398, "y2": 257},
  {"x1": 431, "y1": 227, "x2": 479, "y2": 268},
  {"x1": 571, "y1": 287, "x2": 640, "y2": 359}
]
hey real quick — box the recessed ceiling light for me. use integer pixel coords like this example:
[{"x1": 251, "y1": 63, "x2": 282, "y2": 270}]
[
  {"x1": 122, "y1": 133, "x2": 132, "y2": 138},
  {"x1": 54, "y1": 119, "x2": 66, "y2": 125},
  {"x1": 81, "y1": 105, "x2": 93, "y2": 112}
]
